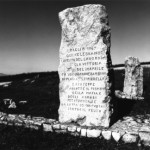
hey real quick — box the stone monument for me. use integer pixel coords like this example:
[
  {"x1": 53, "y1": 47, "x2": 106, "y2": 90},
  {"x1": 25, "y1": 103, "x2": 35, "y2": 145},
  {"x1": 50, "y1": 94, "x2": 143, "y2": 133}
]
[
  {"x1": 115, "y1": 56, "x2": 143, "y2": 100},
  {"x1": 58, "y1": 4, "x2": 114, "y2": 127},
  {"x1": 123, "y1": 56, "x2": 143, "y2": 97}
]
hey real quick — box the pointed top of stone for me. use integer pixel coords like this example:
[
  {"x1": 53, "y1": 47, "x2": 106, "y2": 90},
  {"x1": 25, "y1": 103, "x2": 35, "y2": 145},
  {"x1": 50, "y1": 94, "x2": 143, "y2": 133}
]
[{"x1": 125, "y1": 56, "x2": 140, "y2": 67}]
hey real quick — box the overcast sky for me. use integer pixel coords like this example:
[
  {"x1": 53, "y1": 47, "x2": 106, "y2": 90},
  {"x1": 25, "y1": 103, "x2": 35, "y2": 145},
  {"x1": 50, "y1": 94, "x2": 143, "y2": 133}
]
[{"x1": 0, "y1": 0, "x2": 150, "y2": 74}]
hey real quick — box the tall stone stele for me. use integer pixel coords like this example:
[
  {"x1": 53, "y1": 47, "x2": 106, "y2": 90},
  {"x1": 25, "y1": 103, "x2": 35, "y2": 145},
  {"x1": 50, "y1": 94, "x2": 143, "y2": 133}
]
[
  {"x1": 123, "y1": 56, "x2": 143, "y2": 97},
  {"x1": 58, "y1": 4, "x2": 114, "y2": 127}
]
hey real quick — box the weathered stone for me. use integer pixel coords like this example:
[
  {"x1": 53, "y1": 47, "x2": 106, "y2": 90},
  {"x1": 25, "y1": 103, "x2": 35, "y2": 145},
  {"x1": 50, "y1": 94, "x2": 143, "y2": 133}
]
[
  {"x1": 43, "y1": 123, "x2": 53, "y2": 132},
  {"x1": 14, "y1": 122, "x2": 23, "y2": 126},
  {"x1": 60, "y1": 124, "x2": 68, "y2": 130},
  {"x1": 68, "y1": 125, "x2": 77, "y2": 132},
  {"x1": 123, "y1": 116, "x2": 134, "y2": 122},
  {"x1": 139, "y1": 125, "x2": 150, "y2": 132},
  {"x1": 8, "y1": 122, "x2": 14, "y2": 126},
  {"x1": 126, "y1": 127, "x2": 140, "y2": 135},
  {"x1": 53, "y1": 124, "x2": 60, "y2": 130},
  {"x1": 8, "y1": 102, "x2": 16, "y2": 109},
  {"x1": 70, "y1": 132, "x2": 80, "y2": 136},
  {"x1": 77, "y1": 127, "x2": 81, "y2": 133},
  {"x1": 102, "y1": 130, "x2": 111, "y2": 140},
  {"x1": 32, "y1": 117, "x2": 46, "y2": 123},
  {"x1": 2, "y1": 120, "x2": 7, "y2": 125},
  {"x1": 122, "y1": 133, "x2": 138, "y2": 143},
  {"x1": 112, "y1": 131, "x2": 121, "y2": 142},
  {"x1": 33, "y1": 121, "x2": 42, "y2": 126},
  {"x1": 123, "y1": 56, "x2": 143, "y2": 97},
  {"x1": 55, "y1": 129, "x2": 66, "y2": 134},
  {"x1": 115, "y1": 90, "x2": 144, "y2": 100},
  {"x1": 45, "y1": 118, "x2": 56, "y2": 124},
  {"x1": 87, "y1": 129, "x2": 101, "y2": 138},
  {"x1": 139, "y1": 132, "x2": 150, "y2": 146},
  {"x1": 81, "y1": 128, "x2": 87, "y2": 137},
  {"x1": 0, "y1": 112, "x2": 5, "y2": 117},
  {"x1": 58, "y1": 4, "x2": 113, "y2": 127},
  {"x1": 143, "y1": 119, "x2": 149, "y2": 124},
  {"x1": 30, "y1": 124, "x2": 40, "y2": 130},
  {"x1": 23, "y1": 119, "x2": 33, "y2": 128},
  {"x1": 18, "y1": 114, "x2": 26, "y2": 119},
  {"x1": 24, "y1": 123, "x2": 30, "y2": 128},
  {"x1": 0, "y1": 120, "x2": 3, "y2": 124},
  {"x1": 26, "y1": 119, "x2": 34, "y2": 125},
  {"x1": 7, "y1": 114, "x2": 16, "y2": 122}
]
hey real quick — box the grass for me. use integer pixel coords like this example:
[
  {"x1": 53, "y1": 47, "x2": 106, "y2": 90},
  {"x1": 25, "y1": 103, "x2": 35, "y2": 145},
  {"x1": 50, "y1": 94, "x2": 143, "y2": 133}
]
[
  {"x1": 0, "y1": 68, "x2": 150, "y2": 149},
  {"x1": 0, "y1": 125, "x2": 149, "y2": 150}
]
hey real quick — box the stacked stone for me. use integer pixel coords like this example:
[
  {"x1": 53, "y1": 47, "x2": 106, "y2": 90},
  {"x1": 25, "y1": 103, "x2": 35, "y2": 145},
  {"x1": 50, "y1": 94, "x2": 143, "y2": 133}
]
[
  {"x1": 123, "y1": 56, "x2": 143, "y2": 98},
  {"x1": 1, "y1": 111, "x2": 150, "y2": 146},
  {"x1": 58, "y1": 4, "x2": 113, "y2": 127},
  {"x1": 115, "y1": 56, "x2": 143, "y2": 100}
]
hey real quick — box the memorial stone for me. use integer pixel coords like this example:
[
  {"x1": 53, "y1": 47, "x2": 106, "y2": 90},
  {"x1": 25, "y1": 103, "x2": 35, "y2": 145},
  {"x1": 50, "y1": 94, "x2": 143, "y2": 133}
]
[
  {"x1": 123, "y1": 56, "x2": 143, "y2": 97},
  {"x1": 58, "y1": 4, "x2": 113, "y2": 127}
]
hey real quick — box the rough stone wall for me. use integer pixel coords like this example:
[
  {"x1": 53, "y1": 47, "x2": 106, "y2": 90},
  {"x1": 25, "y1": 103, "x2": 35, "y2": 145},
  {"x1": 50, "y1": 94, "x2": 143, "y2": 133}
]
[
  {"x1": 123, "y1": 56, "x2": 143, "y2": 97},
  {"x1": 58, "y1": 4, "x2": 113, "y2": 127},
  {"x1": 1, "y1": 112, "x2": 150, "y2": 146}
]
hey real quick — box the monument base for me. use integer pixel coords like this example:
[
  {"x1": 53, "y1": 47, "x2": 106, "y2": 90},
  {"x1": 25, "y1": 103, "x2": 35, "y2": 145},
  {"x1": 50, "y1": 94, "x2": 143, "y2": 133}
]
[{"x1": 115, "y1": 90, "x2": 144, "y2": 100}]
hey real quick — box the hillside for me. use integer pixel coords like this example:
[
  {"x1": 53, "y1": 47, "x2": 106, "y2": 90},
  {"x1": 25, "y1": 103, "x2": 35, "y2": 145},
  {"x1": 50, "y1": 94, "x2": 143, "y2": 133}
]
[
  {"x1": 0, "y1": 68, "x2": 150, "y2": 149},
  {"x1": 0, "y1": 71, "x2": 59, "y2": 119},
  {"x1": 0, "y1": 68, "x2": 150, "y2": 119},
  {"x1": 0, "y1": 73, "x2": 6, "y2": 77}
]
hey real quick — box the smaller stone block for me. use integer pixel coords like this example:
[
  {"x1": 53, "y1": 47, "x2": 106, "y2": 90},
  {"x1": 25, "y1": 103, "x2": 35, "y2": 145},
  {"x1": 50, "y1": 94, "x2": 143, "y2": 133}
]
[
  {"x1": 8, "y1": 122, "x2": 14, "y2": 126},
  {"x1": 45, "y1": 118, "x2": 56, "y2": 124},
  {"x1": 33, "y1": 121, "x2": 42, "y2": 126},
  {"x1": 122, "y1": 134, "x2": 138, "y2": 143},
  {"x1": 30, "y1": 124, "x2": 40, "y2": 130},
  {"x1": 70, "y1": 132, "x2": 80, "y2": 137},
  {"x1": 55, "y1": 130, "x2": 66, "y2": 133},
  {"x1": 2, "y1": 120, "x2": 7, "y2": 125},
  {"x1": 68, "y1": 125, "x2": 77, "y2": 132},
  {"x1": 24, "y1": 123, "x2": 30, "y2": 128},
  {"x1": 102, "y1": 130, "x2": 112, "y2": 140},
  {"x1": 87, "y1": 129, "x2": 101, "y2": 138},
  {"x1": 115, "y1": 90, "x2": 144, "y2": 100},
  {"x1": 139, "y1": 125, "x2": 150, "y2": 132},
  {"x1": 53, "y1": 124, "x2": 60, "y2": 130},
  {"x1": 60, "y1": 124, "x2": 68, "y2": 130},
  {"x1": 14, "y1": 122, "x2": 23, "y2": 126},
  {"x1": 77, "y1": 127, "x2": 81, "y2": 133},
  {"x1": 81, "y1": 128, "x2": 87, "y2": 137},
  {"x1": 112, "y1": 131, "x2": 121, "y2": 142},
  {"x1": 139, "y1": 132, "x2": 150, "y2": 146},
  {"x1": 43, "y1": 123, "x2": 53, "y2": 132}
]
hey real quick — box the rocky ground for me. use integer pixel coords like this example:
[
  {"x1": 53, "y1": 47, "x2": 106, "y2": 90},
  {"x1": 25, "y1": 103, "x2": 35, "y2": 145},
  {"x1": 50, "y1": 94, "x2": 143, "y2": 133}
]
[
  {"x1": 1, "y1": 124, "x2": 148, "y2": 150},
  {"x1": 0, "y1": 68, "x2": 150, "y2": 149}
]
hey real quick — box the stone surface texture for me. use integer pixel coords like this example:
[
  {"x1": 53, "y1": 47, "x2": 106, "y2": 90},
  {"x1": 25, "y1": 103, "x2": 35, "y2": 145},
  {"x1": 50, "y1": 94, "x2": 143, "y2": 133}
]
[
  {"x1": 122, "y1": 133, "x2": 138, "y2": 143},
  {"x1": 81, "y1": 128, "x2": 87, "y2": 137},
  {"x1": 102, "y1": 130, "x2": 111, "y2": 140},
  {"x1": 123, "y1": 56, "x2": 143, "y2": 97},
  {"x1": 112, "y1": 131, "x2": 121, "y2": 142},
  {"x1": 1, "y1": 112, "x2": 150, "y2": 146},
  {"x1": 115, "y1": 90, "x2": 144, "y2": 100},
  {"x1": 58, "y1": 4, "x2": 113, "y2": 127},
  {"x1": 139, "y1": 132, "x2": 150, "y2": 146},
  {"x1": 87, "y1": 129, "x2": 101, "y2": 138}
]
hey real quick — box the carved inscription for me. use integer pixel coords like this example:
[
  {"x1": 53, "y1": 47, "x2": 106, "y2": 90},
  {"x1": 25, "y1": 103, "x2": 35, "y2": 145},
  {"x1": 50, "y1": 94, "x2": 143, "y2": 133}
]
[
  {"x1": 60, "y1": 46, "x2": 108, "y2": 114},
  {"x1": 58, "y1": 4, "x2": 113, "y2": 127}
]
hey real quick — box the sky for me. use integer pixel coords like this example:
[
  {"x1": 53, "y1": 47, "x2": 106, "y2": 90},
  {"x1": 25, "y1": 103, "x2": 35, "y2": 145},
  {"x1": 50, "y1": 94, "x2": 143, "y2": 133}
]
[{"x1": 0, "y1": 0, "x2": 150, "y2": 74}]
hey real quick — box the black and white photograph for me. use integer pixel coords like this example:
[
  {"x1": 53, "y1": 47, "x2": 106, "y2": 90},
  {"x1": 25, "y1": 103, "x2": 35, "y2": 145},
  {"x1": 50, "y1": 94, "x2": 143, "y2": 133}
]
[{"x1": 0, "y1": 0, "x2": 150, "y2": 149}]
